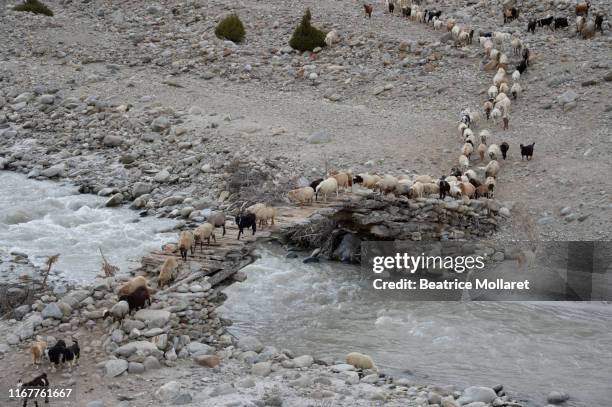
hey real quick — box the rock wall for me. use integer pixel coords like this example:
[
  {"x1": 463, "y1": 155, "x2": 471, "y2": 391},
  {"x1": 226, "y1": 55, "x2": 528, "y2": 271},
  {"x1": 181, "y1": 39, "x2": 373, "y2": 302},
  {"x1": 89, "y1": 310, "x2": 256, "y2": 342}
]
[{"x1": 280, "y1": 194, "x2": 510, "y2": 262}]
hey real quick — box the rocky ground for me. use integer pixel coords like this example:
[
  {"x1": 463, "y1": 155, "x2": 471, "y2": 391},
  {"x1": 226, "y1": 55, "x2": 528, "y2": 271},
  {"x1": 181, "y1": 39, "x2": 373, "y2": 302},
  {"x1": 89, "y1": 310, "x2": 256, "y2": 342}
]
[{"x1": 0, "y1": 0, "x2": 610, "y2": 405}]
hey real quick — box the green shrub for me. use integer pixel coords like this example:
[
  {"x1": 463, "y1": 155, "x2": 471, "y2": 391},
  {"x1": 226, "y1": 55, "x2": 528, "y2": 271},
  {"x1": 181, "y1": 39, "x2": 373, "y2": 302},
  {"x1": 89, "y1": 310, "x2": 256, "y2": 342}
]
[
  {"x1": 289, "y1": 8, "x2": 326, "y2": 52},
  {"x1": 13, "y1": 0, "x2": 53, "y2": 16},
  {"x1": 215, "y1": 13, "x2": 246, "y2": 43}
]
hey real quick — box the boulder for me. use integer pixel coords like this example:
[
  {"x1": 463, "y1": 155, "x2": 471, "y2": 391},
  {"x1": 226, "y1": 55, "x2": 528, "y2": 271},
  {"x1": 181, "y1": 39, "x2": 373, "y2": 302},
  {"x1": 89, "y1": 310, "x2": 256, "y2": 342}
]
[
  {"x1": 237, "y1": 336, "x2": 263, "y2": 353},
  {"x1": 41, "y1": 303, "x2": 63, "y2": 319},
  {"x1": 134, "y1": 309, "x2": 171, "y2": 327},
  {"x1": 114, "y1": 341, "x2": 159, "y2": 358},
  {"x1": 457, "y1": 387, "x2": 497, "y2": 405},
  {"x1": 104, "y1": 359, "x2": 128, "y2": 377},
  {"x1": 155, "y1": 381, "x2": 181, "y2": 402}
]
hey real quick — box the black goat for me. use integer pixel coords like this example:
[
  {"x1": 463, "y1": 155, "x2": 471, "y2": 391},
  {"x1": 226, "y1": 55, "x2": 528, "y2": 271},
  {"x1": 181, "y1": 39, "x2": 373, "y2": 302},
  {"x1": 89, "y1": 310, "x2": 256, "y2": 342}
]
[
  {"x1": 516, "y1": 59, "x2": 528, "y2": 74},
  {"x1": 119, "y1": 285, "x2": 151, "y2": 313},
  {"x1": 309, "y1": 178, "x2": 324, "y2": 192},
  {"x1": 353, "y1": 175, "x2": 364, "y2": 185},
  {"x1": 538, "y1": 16, "x2": 554, "y2": 29},
  {"x1": 17, "y1": 373, "x2": 49, "y2": 407},
  {"x1": 438, "y1": 179, "x2": 450, "y2": 200},
  {"x1": 554, "y1": 17, "x2": 569, "y2": 29},
  {"x1": 63, "y1": 339, "x2": 80, "y2": 367},
  {"x1": 48, "y1": 340, "x2": 66, "y2": 370},
  {"x1": 520, "y1": 143, "x2": 535, "y2": 160},
  {"x1": 503, "y1": 7, "x2": 519, "y2": 24},
  {"x1": 388, "y1": 1, "x2": 394, "y2": 14},
  {"x1": 522, "y1": 47, "x2": 530, "y2": 65},
  {"x1": 595, "y1": 15, "x2": 604, "y2": 32},
  {"x1": 450, "y1": 167, "x2": 463, "y2": 177},
  {"x1": 527, "y1": 19, "x2": 536, "y2": 33},
  {"x1": 427, "y1": 10, "x2": 442, "y2": 22},
  {"x1": 501, "y1": 142, "x2": 510, "y2": 160},
  {"x1": 480, "y1": 31, "x2": 493, "y2": 37},
  {"x1": 235, "y1": 212, "x2": 256, "y2": 240}
]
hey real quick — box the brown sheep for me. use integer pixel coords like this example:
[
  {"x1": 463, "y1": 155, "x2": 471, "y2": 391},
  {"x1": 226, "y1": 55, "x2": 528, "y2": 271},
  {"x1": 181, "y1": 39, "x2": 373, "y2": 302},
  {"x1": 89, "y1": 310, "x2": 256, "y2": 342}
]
[
  {"x1": 575, "y1": 1, "x2": 590, "y2": 16},
  {"x1": 194, "y1": 223, "x2": 216, "y2": 249},
  {"x1": 178, "y1": 230, "x2": 195, "y2": 261},
  {"x1": 459, "y1": 182, "x2": 476, "y2": 198},
  {"x1": 117, "y1": 276, "x2": 149, "y2": 297},
  {"x1": 255, "y1": 206, "x2": 276, "y2": 228},
  {"x1": 207, "y1": 211, "x2": 226, "y2": 236},
  {"x1": 159, "y1": 256, "x2": 178, "y2": 289}
]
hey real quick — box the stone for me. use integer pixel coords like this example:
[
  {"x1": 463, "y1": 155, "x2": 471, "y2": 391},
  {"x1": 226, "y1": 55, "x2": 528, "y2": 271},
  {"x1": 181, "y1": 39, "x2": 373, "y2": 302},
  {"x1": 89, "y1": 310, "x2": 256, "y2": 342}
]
[
  {"x1": 160, "y1": 196, "x2": 184, "y2": 207},
  {"x1": 209, "y1": 383, "x2": 235, "y2": 397},
  {"x1": 151, "y1": 116, "x2": 170, "y2": 132},
  {"x1": 143, "y1": 355, "x2": 161, "y2": 370},
  {"x1": 251, "y1": 361, "x2": 272, "y2": 376},
  {"x1": 154, "y1": 169, "x2": 171, "y2": 183},
  {"x1": 557, "y1": 90, "x2": 578, "y2": 106},
  {"x1": 291, "y1": 355, "x2": 314, "y2": 368},
  {"x1": 85, "y1": 401, "x2": 104, "y2": 407},
  {"x1": 38, "y1": 94, "x2": 55, "y2": 104},
  {"x1": 114, "y1": 341, "x2": 159, "y2": 357},
  {"x1": 238, "y1": 336, "x2": 263, "y2": 353},
  {"x1": 186, "y1": 342, "x2": 213, "y2": 355},
  {"x1": 134, "y1": 309, "x2": 171, "y2": 327},
  {"x1": 41, "y1": 303, "x2": 63, "y2": 319},
  {"x1": 195, "y1": 354, "x2": 221, "y2": 368},
  {"x1": 104, "y1": 359, "x2": 128, "y2": 377},
  {"x1": 105, "y1": 193, "x2": 124, "y2": 207},
  {"x1": 132, "y1": 182, "x2": 152, "y2": 198},
  {"x1": 102, "y1": 135, "x2": 123, "y2": 147},
  {"x1": 547, "y1": 391, "x2": 570, "y2": 404},
  {"x1": 155, "y1": 381, "x2": 181, "y2": 402},
  {"x1": 128, "y1": 362, "x2": 145, "y2": 374},
  {"x1": 307, "y1": 130, "x2": 332, "y2": 144},
  {"x1": 457, "y1": 387, "x2": 497, "y2": 405},
  {"x1": 41, "y1": 164, "x2": 66, "y2": 178}
]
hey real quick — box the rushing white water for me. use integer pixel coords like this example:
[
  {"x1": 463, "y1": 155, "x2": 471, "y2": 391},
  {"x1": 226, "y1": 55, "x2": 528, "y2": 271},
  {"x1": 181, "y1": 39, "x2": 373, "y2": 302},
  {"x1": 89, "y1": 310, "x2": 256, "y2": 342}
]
[
  {"x1": 221, "y1": 246, "x2": 612, "y2": 407},
  {"x1": 0, "y1": 171, "x2": 177, "y2": 282}
]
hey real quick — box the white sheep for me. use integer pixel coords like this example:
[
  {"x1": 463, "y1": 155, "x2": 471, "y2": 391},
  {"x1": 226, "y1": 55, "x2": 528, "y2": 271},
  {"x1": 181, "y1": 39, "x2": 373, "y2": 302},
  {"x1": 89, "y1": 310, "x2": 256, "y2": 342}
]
[
  {"x1": 409, "y1": 181, "x2": 425, "y2": 198},
  {"x1": 414, "y1": 175, "x2": 434, "y2": 184},
  {"x1": 458, "y1": 122, "x2": 468, "y2": 137},
  {"x1": 459, "y1": 155, "x2": 470, "y2": 171},
  {"x1": 315, "y1": 177, "x2": 338, "y2": 202},
  {"x1": 422, "y1": 182, "x2": 439, "y2": 195},
  {"x1": 468, "y1": 110, "x2": 481, "y2": 127},
  {"x1": 465, "y1": 169, "x2": 478, "y2": 181},
  {"x1": 356, "y1": 173, "x2": 381, "y2": 189},
  {"x1": 465, "y1": 133, "x2": 477, "y2": 146},
  {"x1": 446, "y1": 18, "x2": 456, "y2": 31},
  {"x1": 463, "y1": 128, "x2": 474, "y2": 139},
  {"x1": 494, "y1": 92, "x2": 509, "y2": 104},
  {"x1": 194, "y1": 223, "x2": 216, "y2": 248},
  {"x1": 462, "y1": 142, "x2": 474, "y2": 158},
  {"x1": 511, "y1": 37, "x2": 523, "y2": 55},
  {"x1": 477, "y1": 143, "x2": 487, "y2": 161},
  {"x1": 576, "y1": 16, "x2": 586, "y2": 33},
  {"x1": 396, "y1": 179, "x2": 413, "y2": 195},
  {"x1": 511, "y1": 82, "x2": 521, "y2": 99},
  {"x1": 485, "y1": 160, "x2": 501, "y2": 178},
  {"x1": 483, "y1": 39, "x2": 493, "y2": 56},
  {"x1": 496, "y1": 97, "x2": 511, "y2": 114},
  {"x1": 487, "y1": 144, "x2": 502, "y2": 161},
  {"x1": 493, "y1": 68, "x2": 506, "y2": 87},
  {"x1": 451, "y1": 25, "x2": 461, "y2": 38},
  {"x1": 487, "y1": 85, "x2": 498, "y2": 99},
  {"x1": 375, "y1": 174, "x2": 399, "y2": 195},
  {"x1": 512, "y1": 70, "x2": 520, "y2": 82},
  {"x1": 325, "y1": 30, "x2": 340, "y2": 48},
  {"x1": 434, "y1": 19, "x2": 444, "y2": 30},
  {"x1": 479, "y1": 129, "x2": 490, "y2": 143},
  {"x1": 485, "y1": 176, "x2": 497, "y2": 187},
  {"x1": 491, "y1": 107, "x2": 502, "y2": 124},
  {"x1": 346, "y1": 352, "x2": 377, "y2": 371},
  {"x1": 499, "y1": 82, "x2": 509, "y2": 95}
]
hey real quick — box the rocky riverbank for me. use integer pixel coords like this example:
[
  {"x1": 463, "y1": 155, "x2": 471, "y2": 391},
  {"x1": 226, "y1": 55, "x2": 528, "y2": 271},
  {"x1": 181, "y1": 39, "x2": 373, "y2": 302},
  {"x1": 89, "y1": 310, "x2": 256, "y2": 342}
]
[{"x1": 0, "y1": 257, "x2": 536, "y2": 407}]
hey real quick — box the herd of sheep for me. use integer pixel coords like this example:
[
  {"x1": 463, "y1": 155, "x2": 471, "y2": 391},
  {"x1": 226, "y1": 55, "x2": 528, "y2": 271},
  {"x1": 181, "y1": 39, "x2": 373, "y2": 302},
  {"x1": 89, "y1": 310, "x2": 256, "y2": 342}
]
[{"x1": 155, "y1": 0, "x2": 598, "y2": 284}]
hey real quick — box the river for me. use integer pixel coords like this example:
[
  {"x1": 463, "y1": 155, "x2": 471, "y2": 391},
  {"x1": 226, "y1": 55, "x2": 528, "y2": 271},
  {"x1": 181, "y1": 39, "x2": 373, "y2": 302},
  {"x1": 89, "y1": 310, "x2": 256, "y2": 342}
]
[
  {"x1": 221, "y1": 246, "x2": 612, "y2": 407},
  {"x1": 0, "y1": 171, "x2": 176, "y2": 282}
]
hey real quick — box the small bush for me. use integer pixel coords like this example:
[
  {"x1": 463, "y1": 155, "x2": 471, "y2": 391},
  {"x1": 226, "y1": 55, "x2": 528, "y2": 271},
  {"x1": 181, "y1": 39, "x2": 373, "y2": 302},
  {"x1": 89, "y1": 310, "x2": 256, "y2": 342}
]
[
  {"x1": 289, "y1": 8, "x2": 326, "y2": 52},
  {"x1": 13, "y1": 0, "x2": 53, "y2": 16},
  {"x1": 215, "y1": 14, "x2": 246, "y2": 43}
]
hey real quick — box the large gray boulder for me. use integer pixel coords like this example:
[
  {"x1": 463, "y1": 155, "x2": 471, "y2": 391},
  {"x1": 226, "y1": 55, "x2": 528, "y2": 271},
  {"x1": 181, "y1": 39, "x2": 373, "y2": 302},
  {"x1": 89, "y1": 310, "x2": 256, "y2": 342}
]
[
  {"x1": 35, "y1": 307, "x2": 55, "y2": 324},
  {"x1": 104, "y1": 359, "x2": 128, "y2": 377}
]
